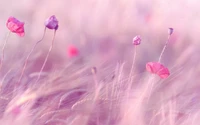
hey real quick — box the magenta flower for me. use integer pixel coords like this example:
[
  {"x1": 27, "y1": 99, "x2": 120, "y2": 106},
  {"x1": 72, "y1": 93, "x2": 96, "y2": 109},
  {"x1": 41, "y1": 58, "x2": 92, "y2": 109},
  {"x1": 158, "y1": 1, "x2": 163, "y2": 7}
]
[
  {"x1": 146, "y1": 62, "x2": 170, "y2": 79},
  {"x1": 67, "y1": 45, "x2": 79, "y2": 58},
  {"x1": 133, "y1": 35, "x2": 141, "y2": 45},
  {"x1": 45, "y1": 15, "x2": 59, "y2": 30},
  {"x1": 6, "y1": 17, "x2": 25, "y2": 37}
]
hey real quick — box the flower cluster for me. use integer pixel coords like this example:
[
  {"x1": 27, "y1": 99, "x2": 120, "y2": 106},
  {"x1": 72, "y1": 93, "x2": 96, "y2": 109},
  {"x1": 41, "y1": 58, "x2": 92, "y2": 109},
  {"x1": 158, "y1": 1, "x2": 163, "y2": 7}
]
[{"x1": 5, "y1": 15, "x2": 172, "y2": 82}]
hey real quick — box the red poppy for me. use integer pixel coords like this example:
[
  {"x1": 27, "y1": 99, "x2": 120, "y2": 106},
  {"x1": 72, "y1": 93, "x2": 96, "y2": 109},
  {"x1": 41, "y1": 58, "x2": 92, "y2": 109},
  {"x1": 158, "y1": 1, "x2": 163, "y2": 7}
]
[
  {"x1": 45, "y1": 15, "x2": 59, "y2": 30},
  {"x1": 146, "y1": 62, "x2": 170, "y2": 78},
  {"x1": 67, "y1": 45, "x2": 79, "y2": 57},
  {"x1": 6, "y1": 17, "x2": 25, "y2": 37}
]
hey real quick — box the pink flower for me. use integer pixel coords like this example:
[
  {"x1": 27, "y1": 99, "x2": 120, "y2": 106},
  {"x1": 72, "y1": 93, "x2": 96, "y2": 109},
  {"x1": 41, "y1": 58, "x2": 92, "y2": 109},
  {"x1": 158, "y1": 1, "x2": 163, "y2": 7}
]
[
  {"x1": 146, "y1": 62, "x2": 170, "y2": 78},
  {"x1": 67, "y1": 45, "x2": 79, "y2": 57},
  {"x1": 133, "y1": 35, "x2": 141, "y2": 45},
  {"x1": 6, "y1": 17, "x2": 25, "y2": 37},
  {"x1": 45, "y1": 15, "x2": 59, "y2": 30}
]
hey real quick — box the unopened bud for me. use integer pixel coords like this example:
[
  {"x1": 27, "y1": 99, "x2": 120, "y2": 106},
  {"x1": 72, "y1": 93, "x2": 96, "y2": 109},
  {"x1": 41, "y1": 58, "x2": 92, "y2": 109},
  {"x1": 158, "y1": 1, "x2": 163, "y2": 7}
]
[
  {"x1": 133, "y1": 35, "x2": 141, "y2": 45},
  {"x1": 168, "y1": 28, "x2": 173, "y2": 35}
]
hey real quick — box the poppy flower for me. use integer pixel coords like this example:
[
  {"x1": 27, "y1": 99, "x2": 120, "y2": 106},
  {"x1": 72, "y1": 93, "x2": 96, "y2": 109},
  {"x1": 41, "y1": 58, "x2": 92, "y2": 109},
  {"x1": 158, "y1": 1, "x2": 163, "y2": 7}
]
[
  {"x1": 133, "y1": 35, "x2": 141, "y2": 45},
  {"x1": 146, "y1": 62, "x2": 170, "y2": 78},
  {"x1": 6, "y1": 17, "x2": 25, "y2": 37},
  {"x1": 67, "y1": 45, "x2": 79, "y2": 57},
  {"x1": 45, "y1": 15, "x2": 59, "y2": 30}
]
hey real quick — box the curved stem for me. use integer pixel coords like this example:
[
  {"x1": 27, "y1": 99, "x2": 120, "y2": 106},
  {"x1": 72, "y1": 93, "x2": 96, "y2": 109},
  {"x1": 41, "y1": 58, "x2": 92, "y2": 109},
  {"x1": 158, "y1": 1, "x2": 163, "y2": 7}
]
[
  {"x1": 34, "y1": 30, "x2": 56, "y2": 84},
  {"x1": 158, "y1": 35, "x2": 171, "y2": 63},
  {"x1": 0, "y1": 31, "x2": 11, "y2": 71},
  {"x1": 18, "y1": 28, "x2": 46, "y2": 84}
]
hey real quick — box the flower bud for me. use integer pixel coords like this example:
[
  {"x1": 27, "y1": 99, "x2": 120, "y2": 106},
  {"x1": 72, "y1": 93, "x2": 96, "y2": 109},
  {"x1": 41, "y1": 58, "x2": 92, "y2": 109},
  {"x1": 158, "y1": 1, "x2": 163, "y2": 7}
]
[
  {"x1": 45, "y1": 15, "x2": 59, "y2": 30},
  {"x1": 168, "y1": 28, "x2": 173, "y2": 35},
  {"x1": 133, "y1": 35, "x2": 141, "y2": 45}
]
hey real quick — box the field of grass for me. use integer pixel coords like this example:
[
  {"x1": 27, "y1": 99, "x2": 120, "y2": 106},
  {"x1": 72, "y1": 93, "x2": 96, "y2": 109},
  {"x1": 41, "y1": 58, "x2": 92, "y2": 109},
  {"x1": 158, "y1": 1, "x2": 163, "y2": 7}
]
[{"x1": 0, "y1": 0, "x2": 200, "y2": 125}]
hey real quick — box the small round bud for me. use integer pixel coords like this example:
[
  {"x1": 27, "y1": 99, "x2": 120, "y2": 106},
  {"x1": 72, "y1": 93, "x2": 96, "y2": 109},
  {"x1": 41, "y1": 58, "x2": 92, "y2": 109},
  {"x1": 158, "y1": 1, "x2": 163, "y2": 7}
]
[
  {"x1": 168, "y1": 28, "x2": 173, "y2": 35},
  {"x1": 133, "y1": 35, "x2": 141, "y2": 45},
  {"x1": 45, "y1": 15, "x2": 59, "y2": 30}
]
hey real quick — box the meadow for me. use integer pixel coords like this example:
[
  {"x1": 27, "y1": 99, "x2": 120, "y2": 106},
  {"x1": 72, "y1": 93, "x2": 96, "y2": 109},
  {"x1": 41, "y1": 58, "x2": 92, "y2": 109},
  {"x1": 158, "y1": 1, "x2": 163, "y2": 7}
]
[{"x1": 0, "y1": 0, "x2": 199, "y2": 125}]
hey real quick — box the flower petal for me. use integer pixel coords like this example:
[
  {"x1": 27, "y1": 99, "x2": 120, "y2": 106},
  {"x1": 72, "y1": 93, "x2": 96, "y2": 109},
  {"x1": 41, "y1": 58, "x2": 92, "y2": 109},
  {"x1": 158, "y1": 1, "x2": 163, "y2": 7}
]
[
  {"x1": 157, "y1": 67, "x2": 170, "y2": 79},
  {"x1": 146, "y1": 62, "x2": 170, "y2": 79}
]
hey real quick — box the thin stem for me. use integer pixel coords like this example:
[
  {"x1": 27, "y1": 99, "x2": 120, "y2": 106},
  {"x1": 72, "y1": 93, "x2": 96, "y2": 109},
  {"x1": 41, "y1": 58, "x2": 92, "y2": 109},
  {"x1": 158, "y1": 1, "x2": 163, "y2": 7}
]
[
  {"x1": 126, "y1": 46, "x2": 137, "y2": 99},
  {"x1": 18, "y1": 28, "x2": 46, "y2": 83},
  {"x1": 0, "y1": 68, "x2": 12, "y2": 92},
  {"x1": 34, "y1": 30, "x2": 56, "y2": 84},
  {"x1": 0, "y1": 31, "x2": 11, "y2": 71},
  {"x1": 128, "y1": 45, "x2": 137, "y2": 81},
  {"x1": 158, "y1": 35, "x2": 171, "y2": 63}
]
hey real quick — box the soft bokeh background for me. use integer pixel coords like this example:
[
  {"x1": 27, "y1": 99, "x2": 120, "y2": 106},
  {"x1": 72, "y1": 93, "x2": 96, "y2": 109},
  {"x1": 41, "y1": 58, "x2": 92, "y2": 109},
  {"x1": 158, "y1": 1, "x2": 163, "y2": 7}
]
[{"x1": 0, "y1": 0, "x2": 200, "y2": 69}]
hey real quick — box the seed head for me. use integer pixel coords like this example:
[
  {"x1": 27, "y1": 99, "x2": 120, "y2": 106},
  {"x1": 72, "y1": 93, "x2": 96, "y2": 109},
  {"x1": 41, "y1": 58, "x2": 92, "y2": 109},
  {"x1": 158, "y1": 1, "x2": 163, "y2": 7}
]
[
  {"x1": 6, "y1": 16, "x2": 25, "y2": 37},
  {"x1": 45, "y1": 15, "x2": 59, "y2": 30}
]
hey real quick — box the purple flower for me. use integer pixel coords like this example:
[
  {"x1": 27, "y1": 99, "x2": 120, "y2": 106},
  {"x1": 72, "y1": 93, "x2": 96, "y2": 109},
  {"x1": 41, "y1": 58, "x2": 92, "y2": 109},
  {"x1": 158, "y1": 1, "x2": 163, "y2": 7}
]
[
  {"x1": 133, "y1": 35, "x2": 141, "y2": 45},
  {"x1": 45, "y1": 15, "x2": 59, "y2": 30}
]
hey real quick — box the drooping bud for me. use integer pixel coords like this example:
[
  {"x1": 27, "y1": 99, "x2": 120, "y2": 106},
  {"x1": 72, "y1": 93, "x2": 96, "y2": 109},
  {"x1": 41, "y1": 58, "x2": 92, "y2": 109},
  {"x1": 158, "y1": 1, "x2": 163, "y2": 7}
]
[{"x1": 168, "y1": 28, "x2": 173, "y2": 35}]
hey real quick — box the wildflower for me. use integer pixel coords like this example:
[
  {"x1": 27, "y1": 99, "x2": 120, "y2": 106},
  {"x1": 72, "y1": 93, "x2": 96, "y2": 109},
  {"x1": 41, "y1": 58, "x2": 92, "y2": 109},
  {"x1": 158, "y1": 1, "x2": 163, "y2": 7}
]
[
  {"x1": 133, "y1": 35, "x2": 141, "y2": 45},
  {"x1": 146, "y1": 62, "x2": 170, "y2": 78},
  {"x1": 67, "y1": 45, "x2": 79, "y2": 57},
  {"x1": 6, "y1": 16, "x2": 25, "y2": 37},
  {"x1": 168, "y1": 28, "x2": 173, "y2": 35},
  {"x1": 44, "y1": 15, "x2": 59, "y2": 30}
]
